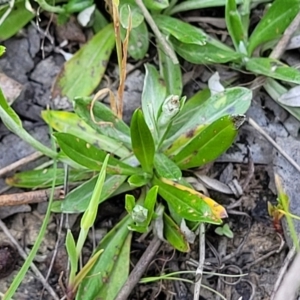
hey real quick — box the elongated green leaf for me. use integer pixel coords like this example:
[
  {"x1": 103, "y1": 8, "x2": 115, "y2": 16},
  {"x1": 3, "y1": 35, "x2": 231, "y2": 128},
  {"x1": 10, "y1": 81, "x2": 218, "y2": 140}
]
[
  {"x1": 225, "y1": 0, "x2": 247, "y2": 53},
  {"x1": 248, "y1": 0, "x2": 300, "y2": 55},
  {"x1": 58, "y1": 175, "x2": 131, "y2": 213},
  {"x1": 81, "y1": 155, "x2": 109, "y2": 230},
  {"x1": 66, "y1": 230, "x2": 77, "y2": 283},
  {"x1": 153, "y1": 15, "x2": 206, "y2": 45},
  {"x1": 143, "y1": 185, "x2": 158, "y2": 226},
  {"x1": 126, "y1": 19, "x2": 149, "y2": 60},
  {"x1": 6, "y1": 168, "x2": 92, "y2": 188},
  {"x1": 167, "y1": 0, "x2": 243, "y2": 15},
  {"x1": 158, "y1": 43, "x2": 182, "y2": 96},
  {"x1": 74, "y1": 97, "x2": 131, "y2": 149},
  {"x1": 170, "y1": 36, "x2": 242, "y2": 64},
  {"x1": 173, "y1": 115, "x2": 244, "y2": 169},
  {"x1": 245, "y1": 57, "x2": 300, "y2": 84},
  {"x1": 130, "y1": 110, "x2": 155, "y2": 174},
  {"x1": 144, "y1": 0, "x2": 169, "y2": 10},
  {"x1": 163, "y1": 87, "x2": 252, "y2": 150},
  {"x1": 0, "y1": 1, "x2": 34, "y2": 41},
  {"x1": 154, "y1": 153, "x2": 182, "y2": 180},
  {"x1": 163, "y1": 213, "x2": 190, "y2": 252},
  {"x1": 77, "y1": 216, "x2": 131, "y2": 299},
  {"x1": 141, "y1": 64, "x2": 167, "y2": 139},
  {"x1": 0, "y1": 89, "x2": 57, "y2": 158},
  {"x1": 52, "y1": 23, "x2": 115, "y2": 101},
  {"x1": 264, "y1": 78, "x2": 300, "y2": 122},
  {"x1": 73, "y1": 249, "x2": 104, "y2": 292},
  {"x1": 153, "y1": 176, "x2": 221, "y2": 223},
  {"x1": 42, "y1": 110, "x2": 130, "y2": 158},
  {"x1": 54, "y1": 133, "x2": 139, "y2": 175},
  {"x1": 94, "y1": 233, "x2": 131, "y2": 300}
]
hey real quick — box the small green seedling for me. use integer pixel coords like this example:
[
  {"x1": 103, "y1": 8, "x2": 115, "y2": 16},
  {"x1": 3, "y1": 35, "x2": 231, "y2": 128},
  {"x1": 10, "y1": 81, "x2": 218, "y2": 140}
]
[{"x1": 215, "y1": 224, "x2": 234, "y2": 239}]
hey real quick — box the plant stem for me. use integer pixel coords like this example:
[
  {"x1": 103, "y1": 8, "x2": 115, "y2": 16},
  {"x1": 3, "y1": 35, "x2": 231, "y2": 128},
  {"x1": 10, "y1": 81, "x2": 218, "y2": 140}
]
[
  {"x1": 35, "y1": 0, "x2": 65, "y2": 13},
  {"x1": 135, "y1": 0, "x2": 178, "y2": 64}
]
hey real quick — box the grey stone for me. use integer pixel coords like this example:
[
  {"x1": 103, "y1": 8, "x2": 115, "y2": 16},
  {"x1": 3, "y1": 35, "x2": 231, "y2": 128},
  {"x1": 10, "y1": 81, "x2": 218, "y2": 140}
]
[{"x1": 0, "y1": 38, "x2": 34, "y2": 83}]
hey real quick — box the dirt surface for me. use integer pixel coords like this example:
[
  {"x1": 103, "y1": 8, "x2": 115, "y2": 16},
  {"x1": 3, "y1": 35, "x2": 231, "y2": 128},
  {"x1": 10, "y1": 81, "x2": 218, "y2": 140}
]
[{"x1": 0, "y1": 12, "x2": 300, "y2": 300}]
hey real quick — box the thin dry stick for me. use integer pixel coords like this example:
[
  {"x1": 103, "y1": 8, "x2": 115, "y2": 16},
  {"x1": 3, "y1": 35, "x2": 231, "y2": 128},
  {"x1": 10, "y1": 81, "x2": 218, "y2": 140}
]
[
  {"x1": 194, "y1": 223, "x2": 205, "y2": 300},
  {"x1": 135, "y1": 0, "x2": 178, "y2": 65},
  {"x1": 0, "y1": 152, "x2": 43, "y2": 177},
  {"x1": 271, "y1": 245, "x2": 296, "y2": 300},
  {"x1": 248, "y1": 117, "x2": 300, "y2": 173},
  {"x1": 273, "y1": 252, "x2": 300, "y2": 300},
  {"x1": 115, "y1": 236, "x2": 162, "y2": 300},
  {"x1": 0, "y1": 219, "x2": 60, "y2": 300},
  {"x1": 41, "y1": 213, "x2": 65, "y2": 300},
  {"x1": 250, "y1": 11, "x2": 300, "y2": 92},
  {"x1": 0, "y1": 188, "x2": 63, "y2": 206},
  {"x1": 270, "y1": 11, "x2": 300, "y2": 60}
]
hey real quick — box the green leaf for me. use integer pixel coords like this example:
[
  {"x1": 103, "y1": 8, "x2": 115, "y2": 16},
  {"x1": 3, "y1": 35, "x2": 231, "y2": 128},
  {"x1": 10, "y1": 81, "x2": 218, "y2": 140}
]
[
  {"x1": 143, "y1": 185, "x2": 158, "y2": 226},
  {"x1": 63, "y1": 0, "x2": 93, "y2": 13},
  {"x1": 0, "y1": 89, "x2": 57, "y2": 158},
  {"x1": 264, "y1": 78, "x2": 300, "y2": 122},
  {"x1": 92, "y1": 8, "x2": 109, "y2": 32},
  {"x1": 74, "y1": 97, "x2": 131, "y2": 149},
  {"x1": 93, "y1": 233, "x2": 131, "y2": 300},
  {"x1": 158, "y1": 44, "x2": 182, "y2": 96},
  {"x1": 81, "y1": 155, "x2": 109, "y2": 230},
  {"x1": 154, "y1": 153, "x2": 182, "y2": 181},
  {"x1": 245, "y1": 57, "x2": 300, "y2": 84},
  {"x1": 52, "y1": 23, "x2": 115, "y2": 101},
  {"x1": 54, "y1": 133, "x2": 139, "y2": 175},
  {"x1": 173, "y1": 115, "x2": 244, "y2": 169},
  {"x1": 144, "y1": 0, "x2": 169, "y2": 10},
  {"x1": 119, "y1": 3, "x2": 143, "y2": 28},
  {"x1": 248, "y1": 0, "x2": 300, "y2": 55},
  {"x1": 77, "y1": 216, "x2": 131, "y2": 299},
  {"x1": 130, "y1": 110, "x2": 155, "y2": 174},
  {"x1": 0, "y1": 45, "x2": 5, "y2": 56},
  {"x1": 163, "y1": 213, "x2": 190, "y2": 252},
  {"x1": 167, "y1": 0, "x2": 243, "y2": 15},
  {"x1": 73, "y1": 249, "x2": 104, "y2": 292},
  {"x1": 225, "y1": 0, "x2": 247, "y2": 53},
  {"x1": 153, "y1": 176, "x2": 221, "y2": 223},
  {"x1": 156, "y1": 95, "x2": 183, "y2": 145},
  {"x1": 215, "y1": 224, "x2": 234, "y2": 238},
  {"x1": 5, "y1": 168, "x2": 92, "y2": 188},
  {"x1": 126, "y1": 19, "x2": 149, "y2": 60},
  {"x1": 170, "y1": 36, "x2": 242, "y2": 64},
  {"x1": 128, "y1": 174, "x2": 151, "y2": 187},
  {"x1": 153, "y1": 15, "x2": 206, "y2": 45},
  {"x1": 59, "y1": 175, "x2": 131, "y2": 213},
  {"x1": 42, "y1": 110, "x2": 130, "y2": 158},
  {"x1": 163, "y1": 87, "x2": 252, "y2": 151},
  {"x1": 66, "y1": 230, "x2": 77, "y2": 283},
  {"x1": 141, "y1": 64, "x2": 167, "y2": 140},
  {"x1": 125, "y1": 194, "x2": 135, "y2": 214},
  {"x1": 0, "y1": 1, "x2": 34, "y2": 41}
]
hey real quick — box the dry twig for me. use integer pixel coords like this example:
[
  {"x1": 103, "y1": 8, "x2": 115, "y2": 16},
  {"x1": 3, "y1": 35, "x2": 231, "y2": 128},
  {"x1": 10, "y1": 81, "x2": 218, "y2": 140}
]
[
  {"x1": 0, "y1": 188, "x2": 64, "y2": 206},
  {"x1": 194, "y1": 223, "x2": 205, "y2": 300},
  {"x1": 115, "y1": 236, "x2": 162, "y2": 300},
  {"x1": 0, "y1": 152, "x2": 43, "y2": 178},
  {"x1": 248, "y1": 117, "x2": 300, "y2": 174}
]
